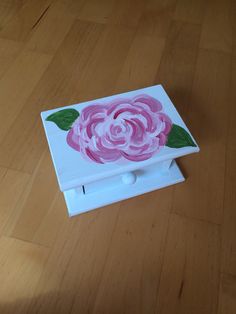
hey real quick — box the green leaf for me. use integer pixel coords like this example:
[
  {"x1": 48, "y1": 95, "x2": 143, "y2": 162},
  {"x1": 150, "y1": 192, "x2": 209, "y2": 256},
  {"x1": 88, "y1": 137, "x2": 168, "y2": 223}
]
[
  {"x1": 166, "y1": 124, "x2": 197, "y2": 148},
  {"x1": 46, "y1": 109, "x2": 79, "y2": 131}
]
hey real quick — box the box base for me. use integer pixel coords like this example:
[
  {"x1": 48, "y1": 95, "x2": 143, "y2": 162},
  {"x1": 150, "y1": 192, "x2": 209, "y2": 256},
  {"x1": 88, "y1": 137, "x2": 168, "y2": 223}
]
[{"x1": 63, "y1": 160, "x2": 184, "y2": 217}]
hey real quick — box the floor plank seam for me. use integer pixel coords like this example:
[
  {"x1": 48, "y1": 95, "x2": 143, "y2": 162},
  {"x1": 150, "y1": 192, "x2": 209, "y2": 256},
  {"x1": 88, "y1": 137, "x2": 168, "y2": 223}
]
[
  {"x1": 0, "y1": 164, "x2": 32, "y2": 176},
  {"x1": 220, "y1": 271, "x2": 236, "y2": 279},
  {"x1": 154, "y1": 187, "x2": 175, "y2": 313},
  {"x1": 198, "y1": 46, "x2": 232, "y2": 56},
  {"x1": 172, "y1": 210, "x2": 222, "y2": 226},
  {"x1": 6, "y1": 235, "x2": 51, "y2": 249},
  {"x1": 90, "y1": 205, "x2": 122, "y2": 314},
  {"x1": 172, "y1": 17, "x2": 203, "y2": 26},
  {"x1": 221, "y1": 53, "x2": 234, "y2": 222}
]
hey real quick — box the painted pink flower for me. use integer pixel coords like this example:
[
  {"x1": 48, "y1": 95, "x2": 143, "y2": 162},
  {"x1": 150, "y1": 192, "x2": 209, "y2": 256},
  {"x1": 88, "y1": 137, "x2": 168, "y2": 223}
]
[{"x1": 66, "y1": 95, "x2": 172, "y2": 163}]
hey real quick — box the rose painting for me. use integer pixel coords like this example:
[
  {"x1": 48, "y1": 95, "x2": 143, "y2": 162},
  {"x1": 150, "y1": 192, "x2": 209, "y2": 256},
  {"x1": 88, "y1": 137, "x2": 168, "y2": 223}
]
[{"x1": 46, "y1": 94, "x2": 196, "y2": 164}]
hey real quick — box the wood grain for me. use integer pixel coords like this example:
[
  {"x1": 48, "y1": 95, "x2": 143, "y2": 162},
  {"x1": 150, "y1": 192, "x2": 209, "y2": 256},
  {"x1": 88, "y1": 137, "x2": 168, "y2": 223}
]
[
  {"x1": 199, "y1": 0, "x2": 233, "y2": 54},
  {"x1": 155, "y1": 213, "x2": 220, "y2": 314},
  {"x1": 0, "y1": 0, "x2": 235, "y2": 313},
  {"x1": 0, "y1": 0, "x2": 26, "y2": 30},
  {"x1": 0, "y1": 236, "x2": 49, "y2": 314},
  {"x1": 26, "y1": 204, "x2": 121, "y2": 314},
  {"x1": 0, "y1": 50, "x2": 52, "y2": 143},
  {"x1": 77, "y1": 0, "x2": 114, "y2": 24},
  {"x1": 115, "y1": 25, "x2": 165, "y2": 92},
  {"x1": 9, "y1": 151, "x2": 58, "y2": 242},
  {"x1": 93, "y1": 190, "x2": 172, "y2": 314},
  {"x1": 138, "y1": 0, "x2": 176, "y2": 38},
  {"x1": 218, "y1": 273, "x2": 236, "y2": 314},
  {"x1": 156, "y1": 20, "x2": 201, "y2": 119},
  {"x1": 0, "y1": 38, "x2": 23, "y2": 79},
  {"x1": 0, "y1": 20, "x2": 104, "y2": 173},
  {"x1": 174, "y1": 0, "x2": 205, "y2": 24},
  {"x1": 26, "y1": 0, "x2": 76, "y2": 54},
  {"x1": 172, "y1": 50, "x2": 231, "y2": 224},
  {"x1": 221, "y1": 57, "x2": 236, "y2": 275},
  {"x1": 0, "y1": 0, "x2": 53, "y2": 42},
  {"x1": 0, "y1": 169, "x2": 30, "y2": 234}
]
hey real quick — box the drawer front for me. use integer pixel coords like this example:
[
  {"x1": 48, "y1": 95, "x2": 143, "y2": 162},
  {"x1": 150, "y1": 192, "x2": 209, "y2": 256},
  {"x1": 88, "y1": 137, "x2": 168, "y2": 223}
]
[
  {"x1": 83, "y1": 160, "x2": 172, "y2": 194},
  {"x1": 63, "y1": 160, "x2": 183, "y2": 216}
]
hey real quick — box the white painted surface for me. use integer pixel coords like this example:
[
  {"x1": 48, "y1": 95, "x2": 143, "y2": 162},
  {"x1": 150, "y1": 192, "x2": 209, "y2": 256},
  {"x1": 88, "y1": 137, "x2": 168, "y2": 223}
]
[
  {"x1": 41, "y1": 85, "x2": 199, "y2": 192},
  {"x1": 64, "y1": 160, "x2": 184, "y2": 216}
]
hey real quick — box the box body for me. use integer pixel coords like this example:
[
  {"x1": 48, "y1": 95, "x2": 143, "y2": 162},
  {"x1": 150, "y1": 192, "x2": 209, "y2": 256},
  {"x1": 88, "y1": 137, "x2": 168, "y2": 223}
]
[{"x1": 41, "y1": 85, "x2": 199, "y2": 216}]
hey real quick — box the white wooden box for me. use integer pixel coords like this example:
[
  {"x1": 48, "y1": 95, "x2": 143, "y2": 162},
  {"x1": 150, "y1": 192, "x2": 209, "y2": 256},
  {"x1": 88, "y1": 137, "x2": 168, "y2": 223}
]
[{"x1": 41, "y1": 85, "x2": 199, "y2": 216}]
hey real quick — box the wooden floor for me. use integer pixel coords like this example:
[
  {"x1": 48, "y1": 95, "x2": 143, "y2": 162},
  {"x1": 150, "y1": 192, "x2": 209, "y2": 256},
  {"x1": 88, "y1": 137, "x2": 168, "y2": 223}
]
[{"x1": 0, "y1": 0, "x2": 235, "y2": 313}]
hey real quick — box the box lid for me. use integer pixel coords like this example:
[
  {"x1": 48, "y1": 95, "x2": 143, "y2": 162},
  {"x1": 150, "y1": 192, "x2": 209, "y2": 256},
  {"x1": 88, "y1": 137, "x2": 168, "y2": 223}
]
[{"x1": 41, "y1": 85, "x2": 199, "y2": 191}]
